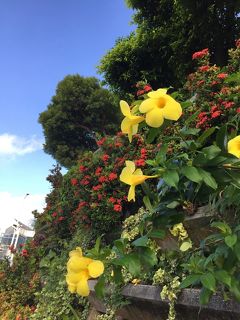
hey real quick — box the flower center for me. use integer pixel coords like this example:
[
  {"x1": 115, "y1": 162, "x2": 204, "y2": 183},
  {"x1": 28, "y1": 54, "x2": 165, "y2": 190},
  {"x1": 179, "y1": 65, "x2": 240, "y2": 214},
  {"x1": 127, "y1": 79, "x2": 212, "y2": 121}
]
[{"x1": 156, "y1": 97, "x2": 166, "y2": 108}]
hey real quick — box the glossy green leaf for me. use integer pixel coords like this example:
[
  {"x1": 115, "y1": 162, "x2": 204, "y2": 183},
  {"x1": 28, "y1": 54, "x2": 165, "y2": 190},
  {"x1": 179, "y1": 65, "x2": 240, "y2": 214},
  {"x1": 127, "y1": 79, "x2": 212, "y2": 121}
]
[
  {"x1": 225, "y1": 234, "x2": 237, "y2": 248},
  {"x1": 216, "y1": 125, "x2": 228, "y2": 151},
  {"x1": 162, "y1": 170, "x2": 179, "y2": 188},
  {"x1": 180, "y1": 274, "x2": 201, "y2": 288},
  {"x1": 214, "y1": 270, "x2": 231, "y2": 287},
  {"x1": 200, "y1": 273, "x2": 216, "y2": 292},
  {"x1": 181, "y1": 166, "x2": 202, "y2": 183},
  {"x1": 132, "y1": 235, "x2": 149, "y2": 247},
  {"x1": 197, "y1": 168, "x2": 217, "y2": 189},
  {"x1": 200, "y1": 287, "x2": 212, "y2": 305}
]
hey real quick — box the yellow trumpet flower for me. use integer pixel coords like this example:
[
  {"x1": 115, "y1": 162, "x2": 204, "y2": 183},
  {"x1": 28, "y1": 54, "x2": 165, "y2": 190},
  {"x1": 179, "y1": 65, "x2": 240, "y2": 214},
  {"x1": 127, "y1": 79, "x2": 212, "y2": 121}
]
[
  {"x1": 120, "y1": 100, "x2": 144, "y2": 142},
  {"x1": 139, "y1": 89, "x2": 182, "y2": 128},
  {"x1": 66, "y1": 247, "x2": 104, "y2": 297},
  {"x1": 120, "y1": 160, "x2": 158, "y2": 201},
  {"x1": 228, "y1": 135, "x2": 240, "y2": 158}
]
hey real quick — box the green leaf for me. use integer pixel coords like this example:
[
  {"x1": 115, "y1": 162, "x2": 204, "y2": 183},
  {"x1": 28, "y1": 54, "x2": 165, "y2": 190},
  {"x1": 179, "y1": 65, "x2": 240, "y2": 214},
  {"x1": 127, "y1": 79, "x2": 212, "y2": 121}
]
[
  {"x1": 94, "y1": 275, "x2": 105, "y2": 299},
  {"x1": 148, "y1": 229, "x2": 166, "y2": 239},
  {"x1": 197, "y1": 127, "x2": 216, "y2": 145},
  {"x1": 146, "y1": 127, "x2": 160, "y2": 144},
  {"x1": 162, "y1": 170, "x2": 179, "y2": 188},
  {"x1": 197, "y1": 168, "x2": 218, "y2": 189},
  {"x1": 202, "y1": 145, "x2": 221, "y2": 160},
  {"x1": 216, "y1": 125, "x2": 228, "y2": 151},
  {"x1": 200, "y1": 287, "x2": 212, "y2": 305},
  {"x1": 166, "y1": 200, "x2": 180, "y2": 209},
  {"x1": 230, "y1": 278, "x2": 240, "y2": 302},
  {"x1": 185, "y1": 109, "x2": 200, "y2": 125},
  {"x1": 200, "y1": 273, "x2": 216, "y2": 292},
  {"x1": 234, "y1": 242, "x2": 240, "y2": 261},
  {"x1": 132, "y1": 235, "x2": 149, "y2": 247},
  {"x1": 143, "y1": 195, "x2": 153, "y2": 212},
  {"x1": 155, "y1": 144, "x2": 168, "y2": 164},
  {"x1": 180, "y1": 127, "x2": 200, "y2": 136},
  {"x1": 225, "y1": 234, "x2": 237, "y2": 248},
  {"x1": 138, "y1": 247, "x2": 157, "y2": 269},
  {"x1": 180, "y1": 275, "x2": 201, "y2": 288},
  {"x1": 214, "y1": 270, "x2": 231, "y2": 287},
  {"x1": 211, "y1": 221, "x2": 231, "y2": 234},
  {"x1": 181, "y1": 166, "x2": 202, "y2": 183}
]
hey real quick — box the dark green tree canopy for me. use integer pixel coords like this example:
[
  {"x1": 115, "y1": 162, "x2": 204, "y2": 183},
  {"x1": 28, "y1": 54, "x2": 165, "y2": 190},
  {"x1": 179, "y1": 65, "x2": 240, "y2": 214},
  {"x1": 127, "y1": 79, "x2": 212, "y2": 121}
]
[
  {"x1": 39, "y1": 74, "x2": 120, "y2": 168},
  {"x1": 98, "y1": 0, "x2": 240, "y2": 96}
]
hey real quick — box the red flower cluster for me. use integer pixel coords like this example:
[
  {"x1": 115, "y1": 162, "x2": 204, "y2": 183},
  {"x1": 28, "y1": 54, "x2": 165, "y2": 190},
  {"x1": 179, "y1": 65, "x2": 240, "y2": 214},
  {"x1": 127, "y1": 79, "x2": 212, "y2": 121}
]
[
  {"x1": 21, "y1": 249, "x2": 28, "y2": 257},
  {"x1": 192, "y1": 48, "x2": 209, "y2": 60},
  {"x1": 136, "y1": 84, "x2": 152, "y2": 96},
  {"x1": 71, "y1": 178, "x2": 78, "y2": 186}
]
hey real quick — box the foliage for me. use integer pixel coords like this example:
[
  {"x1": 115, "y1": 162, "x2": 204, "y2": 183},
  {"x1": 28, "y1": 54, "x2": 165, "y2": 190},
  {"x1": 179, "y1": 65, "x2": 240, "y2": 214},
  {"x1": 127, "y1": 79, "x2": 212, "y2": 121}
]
[
  {"x1": 98, "y1": 0, "x2": 240, "y2": 96},
  {"x1": 39, "y1": 74, "x2": 120, "y2": 167}
]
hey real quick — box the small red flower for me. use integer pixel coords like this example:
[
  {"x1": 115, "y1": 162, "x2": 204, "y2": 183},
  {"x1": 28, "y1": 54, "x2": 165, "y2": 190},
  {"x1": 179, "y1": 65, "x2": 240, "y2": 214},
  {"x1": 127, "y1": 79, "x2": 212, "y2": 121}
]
[
  {"x1": 98, "y1": 176, "x2": 108, "y2": 183},
  {"x1": 71, "y1": 178, "x2": 78, "y2": 186},
  {"x1": 211, "y1": 111, "x2": 221, "y2": 118},
  {"x1": 210, "y1": 105, "x2": 218, "y2": 113},
  {"x1": 198, "y1": 65, "x2": 210, "y2": 72},
  {"x1": 144, "y1": 84, "x2": 152, "y2": 92},
  {"x1": 109, "y1": 197, "x2": 117, "y2": 204},
  {"x1": 222, "y1": 101, "x2": 235, "y2": 109},
  {"x1": 236, "y1": 108, "x2": 240, "y2": 113},
  {"x1": 102, "y1": 154, "x2": 110, "y2": 162},
  {"x1": 79, "y1": 165, "x2": 86, "y2": 172},
  {"x1": 52, "y1": 212, "x2": 57, "y2": 217},
  {"x1": 78, "y1": 201, "x2": 88, "y2": 209},
  {"x1": 217, "y1": 73, "x2": 228, "y2": 79},
  {"x1": 97, "y1": 137, "x2": 106, "y2": 146},
  {"x1": 92, "y1": 184, "x2": 102, "y2": 191},
  {"x1": 21, "y1": 249, "x2": 28, "y2": 257},
  {"x1": 58, "y1": 216, "x2": 65, "y2": 221},
  {"x1": 135, "y1": 159, "x2": 146, "y2": 167},
  {"x1": 192, "y1": 48, "x2": 209, "y2": 60},
  {"x1": 137, "y1": 89, "x2": 145, "y2": 96},
  {"x1": 108, "y1": 172, "x2": 117, "y2": 181},
  {"x1": 95, "y1": 167, "x2": 102, "y2": 176},
  {"x1": 113, "y1": 204, "x2": 122, "y2": 212},
  {"x1": 236, "y1": 39, "x2": 240, "y2": 48}
]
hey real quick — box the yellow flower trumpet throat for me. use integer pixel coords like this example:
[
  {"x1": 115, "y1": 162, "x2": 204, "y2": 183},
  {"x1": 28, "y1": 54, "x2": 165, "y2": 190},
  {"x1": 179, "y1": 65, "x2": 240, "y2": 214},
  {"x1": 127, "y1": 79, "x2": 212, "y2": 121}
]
[
  {"x1": 120, "y1": 160, "x2": 158, "y2": 201},
  {"x1": 66, "y1": 247, "x2": 104, "y2": 297},
  {"x1": 139, "y1": 89, "x2": 182, "y2": 128}
]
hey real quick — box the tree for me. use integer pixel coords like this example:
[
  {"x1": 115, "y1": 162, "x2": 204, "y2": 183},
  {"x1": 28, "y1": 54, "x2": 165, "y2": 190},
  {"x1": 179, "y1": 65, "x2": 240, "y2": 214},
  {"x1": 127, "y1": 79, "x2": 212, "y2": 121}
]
[
  {"x1": 98, "y1": 0, "x2": 240, "y2": 96},
  {"x1": 39, "y1": 75, "x2": 120, "y2": 168}
]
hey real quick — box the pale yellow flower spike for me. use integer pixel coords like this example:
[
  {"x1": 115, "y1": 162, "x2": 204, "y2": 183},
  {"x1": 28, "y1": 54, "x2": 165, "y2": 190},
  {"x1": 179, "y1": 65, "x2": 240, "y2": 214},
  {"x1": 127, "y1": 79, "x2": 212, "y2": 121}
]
[
  {"x1": 120, "y1": 100, "x2": 144, "y2": 142},
  {"x1": 228, "y1": 135, "x2": 240, "y2": 158},
  {"x1": 120, "y1": 160, "x2": 158, "y2": 201},
  {"x1": 139, "y1": 89, "x2": 182, "y2": 128}
]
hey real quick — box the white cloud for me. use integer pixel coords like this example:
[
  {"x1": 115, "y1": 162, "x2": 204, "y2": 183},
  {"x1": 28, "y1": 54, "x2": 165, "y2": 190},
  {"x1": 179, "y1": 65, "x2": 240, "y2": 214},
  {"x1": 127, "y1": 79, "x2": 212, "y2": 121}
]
[
  {"x1": 0, "y1": 133, "x2": 43, "y2": 156},
  {"x1": 0, "y1": 192, "x2": 46, "y2": 233}
]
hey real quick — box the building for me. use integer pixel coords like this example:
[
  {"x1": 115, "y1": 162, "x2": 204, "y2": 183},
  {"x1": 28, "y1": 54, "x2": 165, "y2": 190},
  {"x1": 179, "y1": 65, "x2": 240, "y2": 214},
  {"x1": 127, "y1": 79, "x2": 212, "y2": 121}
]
[{"x1": 0, "y1": 220, "x2": 35, "y2": 261}]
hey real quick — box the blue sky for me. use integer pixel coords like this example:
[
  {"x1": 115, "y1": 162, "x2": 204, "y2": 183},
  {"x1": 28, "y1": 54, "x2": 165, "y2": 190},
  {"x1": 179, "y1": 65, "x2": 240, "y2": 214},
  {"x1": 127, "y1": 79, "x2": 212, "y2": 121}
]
[{"x1": 0, "y1": 0, "x2": 134, "y2": 231}]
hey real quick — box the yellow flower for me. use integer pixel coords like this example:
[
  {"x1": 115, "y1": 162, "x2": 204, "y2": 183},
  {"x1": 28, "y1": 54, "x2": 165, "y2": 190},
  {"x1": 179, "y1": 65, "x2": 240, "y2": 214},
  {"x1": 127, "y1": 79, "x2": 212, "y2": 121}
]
[
  {"x1": 120, "y1": 100, "x2": 144, "y2": 142},
  {"x1": 120, "y1": 160, "x2": 158, "y2": 201},
  {"x1": 139, "y1": 89, "x2": 182, "y2": 128},
  {"x1": 66, "y1": 247, "x2": 104, "y2": 297},
  {"x1": 228, "y1": 135, "x2": 240, "y2": 158},
  {"x1": 132, "y1": 278, "x2": 141, "y2": 285}
]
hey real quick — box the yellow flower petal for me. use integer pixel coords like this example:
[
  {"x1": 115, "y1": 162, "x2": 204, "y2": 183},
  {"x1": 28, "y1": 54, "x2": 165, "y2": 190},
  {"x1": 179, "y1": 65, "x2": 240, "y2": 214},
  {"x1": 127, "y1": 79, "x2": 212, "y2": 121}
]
[
  {"x1": 121, "y1": 117, "x2": 132, "y2": 134},
  {"x1": 139, "y1": 98, "x2": 156, "y2": 113},
  {"x1": 228, "y1": 136, "x2": 240, "y2": 158},
  {"x1": 120, "y1": 167, "x2": 134, "y2": 185},
  {"x1": 120, "y1": 100, "x2": 131, "y2": 117},
  {"x1": 67, "y1": 256, "x2": 92, "y2": 273},
  {"x1": 77, "y1": 279, "x2": 90, "y2": 297},
  {"x1": 148, "y1": 88, "x2": 168, "y2": 98},
  {"x1": 125, "y1": 160, "x2": 136, "y2": 172},
  {"x1": 145, "y1": 108, "x2": 164, "y2": 128},
  {"x1": 162, "y1": 96, "x2": 182, "y2": 120},
  {"x1": 68, "y1": 284, "x2": 77, "y2": 293},
  {"x1": 128, "y1": 184, "x2": 136, "y2": 201},
  {"x1": 66, "y1": 273, "x2": 82, "y2": 285},
  {"x1": 69, "y1": 247, "x2": 82, "y2": 258},
  {"x1": 88, "y1": 261, "x2": 104, "y2": 278}
]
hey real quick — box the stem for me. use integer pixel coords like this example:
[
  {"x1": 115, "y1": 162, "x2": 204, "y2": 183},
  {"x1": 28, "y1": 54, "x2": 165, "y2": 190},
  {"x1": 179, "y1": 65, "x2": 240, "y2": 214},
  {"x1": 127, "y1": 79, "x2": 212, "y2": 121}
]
[{"x1": 68, "y1": 304, "x2": 81, "y2": 320}]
